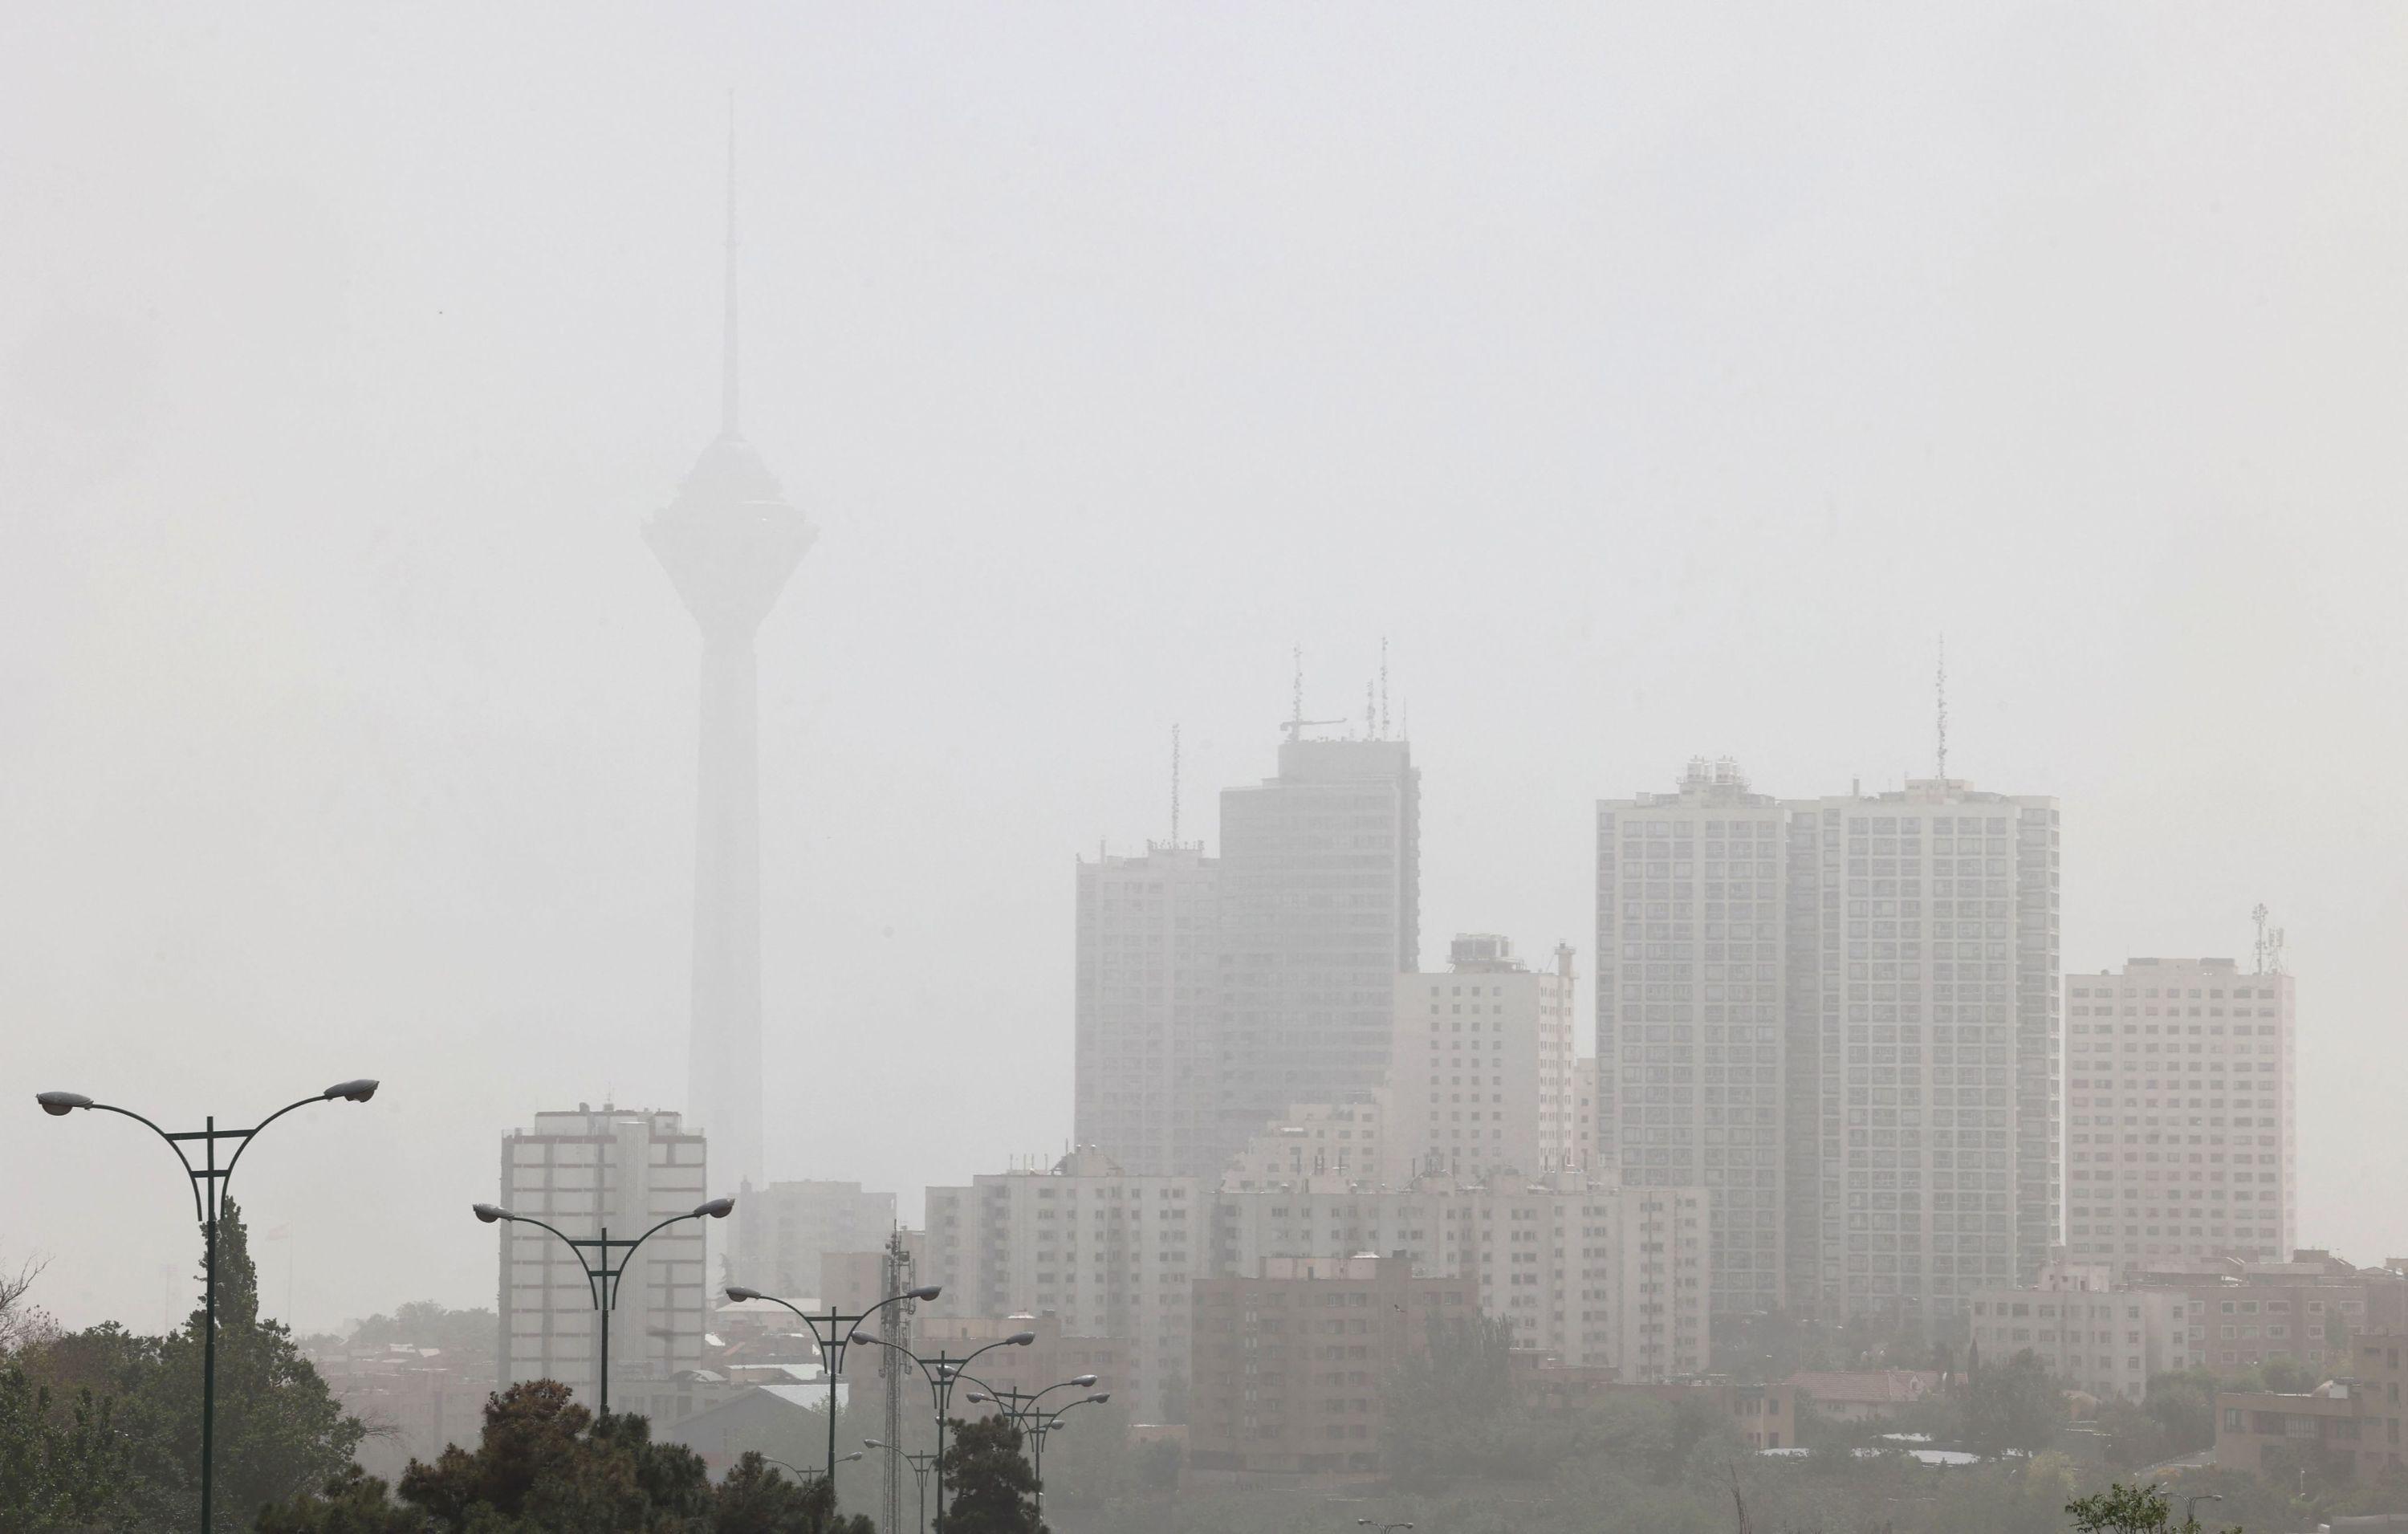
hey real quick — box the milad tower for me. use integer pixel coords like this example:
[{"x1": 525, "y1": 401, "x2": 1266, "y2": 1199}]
[{"x1": 644, "y1": 140, "x2": 813, "y2": 1198}]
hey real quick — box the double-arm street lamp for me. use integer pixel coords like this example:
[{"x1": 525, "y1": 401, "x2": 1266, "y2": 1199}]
[
  {"x1": 864, "y1": 1438, "x2": 940, "y2": 1534},
  {"x1": 35, "y1": 1078, "x2": 380, "y2": 1534},
  {"x1": 845, "y1": 1328, "x2": 1034, "y2": 1528},
  {"x1": 470, "y1": 1195, "x2": 734, "y2": 1416},
  {"x1": 1358, "y1": 1521, "x2": 1416, "y2": 1532},
  {"x1": 722, "y1": 1281, "x2": 942, "y2": 1483},
  {"x1": 960, "y1": 1374, "x2": 1110, "y2": 1516},
  {"x1": 766, "y1": 1451, "x2": 860, "y2": 1483}
]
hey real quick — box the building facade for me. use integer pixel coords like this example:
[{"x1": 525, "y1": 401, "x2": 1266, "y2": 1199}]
[
  {"x1": 1074, "y1": 843, "x2": 1221, "y2": 1178},
  {"x1": 1967, "y1": 1262, "x2": 2190, "y2": 1402},
  {"x1": 1188, "y1": 1255, "x2": 1470, "y2": 1475},
  {"x1": 1210, "y1": 1172, "x2": 1711, "y2": 1378},
  {"x1": 921, "y1": 1149, "x2": 1202, "y2": 1421},
  {"x1": 2064, "y1": 958, "x2": 2296, "y2": 1276},
  {"x1": 1390, "y1": 934, "x2": 1579, "y2": 1182},
  {"x1": 1220, "y1": 1099, "x2": 1389, "y2": 1191},
  {"x1": 2215, "y1": 1335, "x2": 2407, "y2": 1483},
  {"x1": 1210, "y1": 734, "x2": 1419, "y2": 1178},
  {"x1": 495, "y1": 1106, "x2": 712, "y2": 1415},
  {"x1": 726, "y1": 1180, "x2": 896, "y2": 1302},
  {"x1": 1596, "y1": 761, "x2": 2062, "y2": 1324},
  {"x1": 2155, "y1": 1252, "x2": 2408, "y2": 1373}
]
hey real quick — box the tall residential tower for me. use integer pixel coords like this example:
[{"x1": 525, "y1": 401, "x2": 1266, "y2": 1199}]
[{"x1": 1074, "y1": 841, "x2": 1221, "y2": 1178}]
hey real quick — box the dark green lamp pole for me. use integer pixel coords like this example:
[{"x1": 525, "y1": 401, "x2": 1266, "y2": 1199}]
[
  {"x1": 961, "y1": 1374, "x2": 1108, "y2": 1517},
  {"x1": 865, "y1": 1438, "x2": 939, "y2": 1534},
  {"x1": 723, "y1": 1280, "x2": 940, "y2": 1483},
  {"x1": 470, "y1": 1195, "x2": 734, "y2": 1416},
  {"x1": 845, "y1": 1328, "x2": 1034, "y2": 1528},
  {"x1": 35, "y1": 1078, "x2": 380, "y2": 1534}
]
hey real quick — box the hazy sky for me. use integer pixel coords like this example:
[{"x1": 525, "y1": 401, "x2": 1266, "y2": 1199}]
[{"x1": 4, "y1": 5, "x2": 2404, "y2": 1333}]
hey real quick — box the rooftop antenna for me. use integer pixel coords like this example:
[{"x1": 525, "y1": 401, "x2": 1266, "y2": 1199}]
[
  {"x1": 1280, "y1": 644, "x2": 1344, "y2": 743},
  {"x1": 1169, "y1": 723, "x2": 1182, "y2": 847},
  {"x1": 1365, "y1": 681, "x2": 1376, "y2": 739},
  {"x1": 1379, "y1": 637, "x2": 1390, "y2": 739},
  {"x1": 1935, "y1": 634, "x2": 1949, "y2": 780},
  {"x1": 2252, "y1": 904, "x2": 2269, "y2": 974},
  {"x1": 720, "y1": 92, "x2": 740, "y2": 439}
]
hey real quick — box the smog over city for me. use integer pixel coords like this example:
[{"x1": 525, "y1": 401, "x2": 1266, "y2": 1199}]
[{"x1": 3, "y1": 7, "x2": 2404, "y2": 1532}]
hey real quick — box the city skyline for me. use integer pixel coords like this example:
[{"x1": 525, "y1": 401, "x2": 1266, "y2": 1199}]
[{"x1": 6, "y1": 5, "x2": 2404, "y2": 1342}]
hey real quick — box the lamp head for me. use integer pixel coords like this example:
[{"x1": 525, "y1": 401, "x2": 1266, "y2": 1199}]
[
  {"x1": 694, "y1": 1196, "x2": 735, "y2": 1219},
  {"x1": 854, "y1": 1332, "x2": 883, "y2": 1349},
  {"x1": 35, "y1": 1092, "x2": 92, "y2": 1116},
  {"x1": 726, "y1": 1284, "x2": 764, "y2": 1302},
  {"x1": 1072, "y1": 1374, "x2": 1097, "y2": 1387},
  {"x1": 323, "y1": 1078, "x2": 380, "y2": 1102},
  {"x1": 966, "y1": 1392, "x2": 991, "y2": 1404},
  {"x1": 864, "y1": 1439, "x2": 885, "y2": 1451},
  {"x1": 1088, "y1": 1392, "x2": 1111, "y2": 1404},
  {"x1": 908, "y1": 1284, "x2": 943, "y2": 1301},
  {"x1": 840, "y1": 1451, "x2": 863, "y2": 1463},
  {"x1": 471, "y1": 1203, "x2": 511, "y2": 1224},
  {"x1": 1007, "y1": 1331, "x2": 1036, "y2": 1346}
]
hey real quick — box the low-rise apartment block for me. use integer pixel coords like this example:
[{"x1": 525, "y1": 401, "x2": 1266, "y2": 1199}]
[
  {"x1": 2215, "y1": 1335, "x2": 2407, "y2": 1482},
  {"x1": 1967, "y1": 1262, "x2": 2187, "y2": 1402}
]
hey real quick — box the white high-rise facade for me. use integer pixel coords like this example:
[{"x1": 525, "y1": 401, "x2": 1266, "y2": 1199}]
[
  {"x1": 1391, "y1": 934, "x2": 1579, "y2": 1182},
  {"x1": 2064, "y1": 957, "x2": 2296, "y2": 1276},
  {"x1": 1597, "y1": 760, "x2": 2062, "y2": 1322},
  {"x1": 496, "y1": 1107, "x2": 711, "y2": 1416},
  {"x1": 1074, "y1": 843, "x2": 1220, "y2": 1178}
]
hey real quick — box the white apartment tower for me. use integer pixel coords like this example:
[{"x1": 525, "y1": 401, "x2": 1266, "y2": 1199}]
[
  {"x1": 1074, "y1": 843, "x2": 1220, "y2": 1178},
  {"x1": 1597, "y1": 761, "x2": 1790, "y2": 1318},
  {"x1": 726, "y1": 1179, "x2": 897, "y2": 1300},
  {"x1": 2064, "y1": 957, "x2": 2296, "y2": 1276},
  {"x1": 1210, "y1": 733, "x2": 1419, "y2": 1178},
  {"x1": 1597, "y1": 759, "x2": 2062, "y2": 1322},
  {"x1": 496, "y1": 1106, "x2": 711, "y2": 1415},
  {"x1": 921, "y1": 1149, "x2": 1202, "y2": 1421},
  {"x1": 1392, "y1": 934, "x2": 1580, "y2": 1182}
]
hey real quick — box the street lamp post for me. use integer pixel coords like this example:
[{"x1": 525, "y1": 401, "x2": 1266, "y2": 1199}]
[
  {"x1": 1358, "y1": 1521, "x2": 1416, "y2": 1532},
  {"x1": 723, "y1": 1281, "x2": 940, "y2": 1483},
  {"x1": 766, "y1": 1451, "x2": 861, "y2": 1483},
  {"x1": 865, "y1": 1438, "x2": 939, "y2": 1534},
  {"x1": 846, "y1": 1328, "x2": 1034, "y2": 1528},
  {"x1": 35, "y1": 1079, "x2": 380, "y2": 1534},
  {"x1": 960, "y1": 1374, "x2": 1109, "y2": 1516},
  {"x1": 470, "y1": 1195, "x2": 734, "y2": 1417},
  {"x1": 2186, "y1": 1491, "x2": 2225, "y2": 1528}
]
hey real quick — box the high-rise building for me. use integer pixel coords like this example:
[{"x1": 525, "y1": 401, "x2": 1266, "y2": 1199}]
[
  {"x1": 725, "y1": 1179, "x2": 897, "y2": 1300},
  {"x1": 1597, "y1": 761, "x2": 1791, "y2": 1318},
  {"x1": 1597, "y1": 760, "x2": 2061, "y2": 1322},
  {"x1": 1211, "y1": 733, "x2": 1419, "y2": 1176},
  {"x1": 921, "y1": 1149, "x2": 1202, "y2": 1421},
  {"x1": 2064, "y1": 957, "x2": 2297, "y2": 1276},
  {"x1": 1074, "y1": 843, "x2": 1219, "y2": 1178},
  {"x1": 1784, "y1": 779, "x2": 2062, "y2": 1320},
  {"x1": 495, "y1": 1106, "x2": 711, "y2": 1417},
  {"x1": 1220, "y1": 1098, "x2": 1389, "y2": 1190},
  {"x1": 1390, "y1": 934, "x2": 1579, "y2": 1181},
  {"x1": 645, "y1": 148, "x2": 813, "y2": 1195}
]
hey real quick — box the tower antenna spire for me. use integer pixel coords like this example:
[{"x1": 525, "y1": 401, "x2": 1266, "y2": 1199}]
[
  {"x1": 1170, "y1": 723, "x2": 1182, "y2": 847},
  {"x1": 1379, "y1": 637, "x2": 1389, "y2": 739},
  {"x1": 1291, "y1": 643, "x2": 1303, "y2": 729},
  {"x1": 721, "y1": 92, "x2": 740, "y2": 438},
  {"x1": 1935, "y1": 633, "x2": 1949, "y2": 780}
]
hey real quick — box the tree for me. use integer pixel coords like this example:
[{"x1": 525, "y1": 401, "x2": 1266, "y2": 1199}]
[
  {"x1": 2066, "y1": 1480, "x2": 2240, "y2": 1533},
  {"x1": 1959, "y1": 1348, "x2": 2062, "y2": 1457},
  {"x1": 938, "y1": 1414, "x2": 1044, "y2": 1534},
  {"x1": 262, "y1": 1381, "x2": 876, "y2": 1533},
  {"x1": 0, "y1": 1364, "x2": 128, "y2": 1532}
]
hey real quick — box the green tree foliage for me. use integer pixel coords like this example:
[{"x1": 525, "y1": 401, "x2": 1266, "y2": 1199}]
[
  {"x1": 336, "y1": 1303, "x2": 498, "y2": 1365},
  {"x1": 937, "y1": 1414, "x2": 1044, "y2": 1534},
  {"x1": 0, "y1": 1364, "x2": 129, "y2": 1532},
  {"x1": 261, "y1": 1380, "x2": 876, "y2": 1532},
  {"x1": 1959, "y1": 1349, "x2": 2063, "y2": 1457},
  {"x1": 2065, "y1": 1479, "x2": 2240, "y2": 1533}
]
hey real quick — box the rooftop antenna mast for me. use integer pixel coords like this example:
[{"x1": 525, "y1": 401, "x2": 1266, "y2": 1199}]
[
  {"x1": 2252, "y1": 904, "x2": 2269, "y2": 974},
  {"x1": 1280, "y1": 644, "x2": 1344, "y2": 743},
  {"x1": 1169, "y1": 723, "x2": 1182, "y2": 847},
  {"x1": 1379, "y1": 637, "x2": 1390, "y2": 739},
  {"x1": 1935, "y1": 634, "x2": 1949, "y2": 780}
]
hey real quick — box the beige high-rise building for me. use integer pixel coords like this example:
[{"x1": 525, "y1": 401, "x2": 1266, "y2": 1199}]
[
  {"x1": 921, "y1": 1149, "x2": 1201, "y2": 1421},
  {"x1": 726, "y1": 1179, "x2": 896, "y2": 1301},
  {"x1": 1210, "y1": 1171, "x2": 1711, "y2": 1377},
  {"x1": 1597, "y1": 759, "x2": 2063, "y2": 1323},
  {"x1": 495, "y1": 1106, "x2": 711, "y2": 1418},
  {"x1": 1074, "y1": 843, "x2": 1219, "y2": 1178},
  {"x1": 2064, "y1": 957, "x2": 2297, "y2": 1276},
  {"x1": 1391, "y1": 934, "x2": 1579, "y2": 1182}
]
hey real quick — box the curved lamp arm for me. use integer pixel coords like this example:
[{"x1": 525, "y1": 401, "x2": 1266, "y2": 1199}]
[
  {"x1": 222, "y1": 1080, "x2": 377, "y2": 1184},
  {"x1": 55, "y1": 1100, "x2": 206, "y2": 1224}
]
